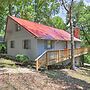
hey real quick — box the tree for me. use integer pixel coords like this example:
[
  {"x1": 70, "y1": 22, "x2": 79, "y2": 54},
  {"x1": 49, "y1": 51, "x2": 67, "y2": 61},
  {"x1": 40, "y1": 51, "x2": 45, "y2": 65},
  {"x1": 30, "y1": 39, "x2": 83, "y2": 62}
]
[
  {"x1": 0, "y1": 0, "x2": 16, "y2": 33},
  {"x1": 0, "y1": 0, "x2": 61, "y2": 33},
  {"x1": 72, "y1": 0, "x2": 90, "y2": 45},
  {"x1": 61, "y1": 0, "x2": 75, "y2": 69},
  {"x1": 51, "y1": 16, "x2": 66, "y2": 29}
]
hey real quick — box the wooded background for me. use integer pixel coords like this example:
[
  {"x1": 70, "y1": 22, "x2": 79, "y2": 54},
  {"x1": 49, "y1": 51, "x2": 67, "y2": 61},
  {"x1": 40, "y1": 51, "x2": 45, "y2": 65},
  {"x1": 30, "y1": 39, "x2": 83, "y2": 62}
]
[{"x1": 0, "y1": 0, "x2": 90, "y2": 63}]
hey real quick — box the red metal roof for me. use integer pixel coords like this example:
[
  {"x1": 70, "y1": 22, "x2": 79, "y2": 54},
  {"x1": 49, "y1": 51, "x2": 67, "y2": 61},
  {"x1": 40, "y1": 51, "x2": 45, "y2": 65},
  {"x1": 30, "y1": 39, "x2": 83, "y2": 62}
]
[{"x1": 8, "y1": 16, "x2": 81, "y2": 41}]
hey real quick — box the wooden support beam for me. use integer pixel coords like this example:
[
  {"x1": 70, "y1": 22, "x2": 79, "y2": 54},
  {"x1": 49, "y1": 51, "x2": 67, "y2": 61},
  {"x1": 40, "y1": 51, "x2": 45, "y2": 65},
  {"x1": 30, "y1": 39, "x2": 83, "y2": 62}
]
[
  {"x1": 36, "y1": 60, "x2": 39, "y2": 71},
  {"x1": 56, "y1": 50, "x2": 59, "y2": 63},
  {"x1": 46, "y1": 52, "x2": 48, "y2": 69}
]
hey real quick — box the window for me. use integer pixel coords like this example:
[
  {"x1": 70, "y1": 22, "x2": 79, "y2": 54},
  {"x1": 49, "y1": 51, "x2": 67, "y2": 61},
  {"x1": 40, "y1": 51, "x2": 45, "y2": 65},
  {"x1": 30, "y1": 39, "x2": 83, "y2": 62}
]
[
  {"x1": 74, "y1": 42, "x2": 76, "y2": 48},
  {"x1": 16, "y1": 24, "x2": 21, "y2": 31},
  {"x1": 45, "y1": 40, "x2": 53, "y2": 49},
  {"x1": 10, "y1": 41, "x2": 15, "y2": 48},
  {"x1": 23, "y1": 40, "x2": 31, "y2": 49}
]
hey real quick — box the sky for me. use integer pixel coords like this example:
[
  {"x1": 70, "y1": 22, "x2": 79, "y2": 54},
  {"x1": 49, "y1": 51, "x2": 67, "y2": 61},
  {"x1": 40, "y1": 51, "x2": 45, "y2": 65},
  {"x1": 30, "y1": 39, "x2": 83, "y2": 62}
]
[
  {"x1": 84, "y1": 0, "x2": 90, "y2": 6},
  {"x1": 59, "y1": 0, "x2": 90, "y2": 22}
]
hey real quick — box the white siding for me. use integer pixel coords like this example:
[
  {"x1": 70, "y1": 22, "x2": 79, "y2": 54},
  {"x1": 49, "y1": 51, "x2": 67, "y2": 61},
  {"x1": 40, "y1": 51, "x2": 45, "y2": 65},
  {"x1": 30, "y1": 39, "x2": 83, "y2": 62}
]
[
  {"x1": 54, "y1": 41, "x2": 66, "y2": 50},
  {"x1": 37, "y1": 40, "x2": 81, "y2": 57},
  {"x1": 37, "y1": 40, "x2": 67, "y2": 56},
  {"x1": 6, "y1": 18, "x2": 81, "y2": 60},
  {"x1": 6, "y1": 18, "x2": 37, "y2": 60},
  {"x1": 37, "y1": 40, "x2": 46, "y2": 56}
]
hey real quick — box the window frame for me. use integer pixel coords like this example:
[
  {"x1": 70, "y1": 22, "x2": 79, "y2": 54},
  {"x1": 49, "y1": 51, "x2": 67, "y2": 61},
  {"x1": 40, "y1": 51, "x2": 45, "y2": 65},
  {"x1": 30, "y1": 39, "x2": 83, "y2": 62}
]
[
  {"x1": 44, "y1": 40, "x2": 53, "y2": 49},
  {"x1": 16, "y1": 24, "x2": 21, "y2": 31},
  {"x1": 10, "y1": 41, "x2": 15, "y2": 48},
  {"x1": 23, "y1": 39, "x2": 31, "y2": 49}
]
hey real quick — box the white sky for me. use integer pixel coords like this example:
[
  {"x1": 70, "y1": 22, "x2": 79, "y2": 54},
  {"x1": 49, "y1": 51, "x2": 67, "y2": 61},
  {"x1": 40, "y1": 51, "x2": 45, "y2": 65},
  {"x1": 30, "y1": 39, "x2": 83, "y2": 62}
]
[{"x1": 84, "y1": 0, "x2": 90, "y2": 6}]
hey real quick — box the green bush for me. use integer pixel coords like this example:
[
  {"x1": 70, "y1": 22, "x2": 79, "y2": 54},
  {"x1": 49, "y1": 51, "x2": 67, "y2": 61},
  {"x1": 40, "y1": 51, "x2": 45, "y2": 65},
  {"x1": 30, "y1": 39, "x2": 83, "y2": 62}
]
[
  {"x1": 84, "y1": 53, "x2": 90, "y2": 64},
  {"x1": 15, "y1": 54, "x2": 30, "y2": 64},
  {"x1": 0, "y1": 43, "x2": 6, "y2": 53}
]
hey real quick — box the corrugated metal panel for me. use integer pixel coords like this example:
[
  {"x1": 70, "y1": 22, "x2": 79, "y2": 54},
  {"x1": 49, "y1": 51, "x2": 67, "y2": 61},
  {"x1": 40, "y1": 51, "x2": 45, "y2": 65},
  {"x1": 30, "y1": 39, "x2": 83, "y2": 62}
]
[{"x1": 9, "y1": 16, "x2": 81, "y2": 41}]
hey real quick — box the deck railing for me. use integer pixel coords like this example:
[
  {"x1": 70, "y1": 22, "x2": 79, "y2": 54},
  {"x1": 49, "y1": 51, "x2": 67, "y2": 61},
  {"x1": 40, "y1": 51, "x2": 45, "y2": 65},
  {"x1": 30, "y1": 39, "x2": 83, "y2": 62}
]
[{"x1": 35, "y1": 47, "x2": 90, "y2": 71}]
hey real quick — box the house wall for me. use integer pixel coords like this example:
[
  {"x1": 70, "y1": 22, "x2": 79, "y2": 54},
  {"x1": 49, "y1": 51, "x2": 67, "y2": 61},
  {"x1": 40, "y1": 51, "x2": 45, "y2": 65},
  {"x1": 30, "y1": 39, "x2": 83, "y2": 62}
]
[
  {"x1": 75, "y1": 56, "x2": 80, "y2": 66},
  {"x1": 37, "y1": 40, "x2": 66, "y2": 56},
  {"x1": 37, "y1": 40, "x2": 81, "y2": 56},
  {"x1": 54, "y1": 41, "x2": 66, "y2": 50},
  {"x1": 6, "y1": 18, "x2": 37, "y2": 60},
  {"x1": 67, "y1": 41, "x2": 81, "y2": 49},
  {"x1": 6, "y1": 18, "x2": 81, "y2": 61}
]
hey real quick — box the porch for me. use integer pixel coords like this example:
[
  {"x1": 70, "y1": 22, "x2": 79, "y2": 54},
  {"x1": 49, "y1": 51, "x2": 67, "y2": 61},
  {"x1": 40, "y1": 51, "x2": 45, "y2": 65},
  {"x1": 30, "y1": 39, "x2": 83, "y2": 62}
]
[{"x1": 35, "y1": 47, "x2": 90, "y2": 71}]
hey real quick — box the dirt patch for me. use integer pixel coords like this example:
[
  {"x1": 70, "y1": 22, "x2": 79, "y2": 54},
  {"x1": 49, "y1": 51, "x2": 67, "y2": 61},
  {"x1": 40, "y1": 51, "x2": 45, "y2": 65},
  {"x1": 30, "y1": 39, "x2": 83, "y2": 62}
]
[{"x1": 0, "y1": 67, "x2": 90, "y2": 90}]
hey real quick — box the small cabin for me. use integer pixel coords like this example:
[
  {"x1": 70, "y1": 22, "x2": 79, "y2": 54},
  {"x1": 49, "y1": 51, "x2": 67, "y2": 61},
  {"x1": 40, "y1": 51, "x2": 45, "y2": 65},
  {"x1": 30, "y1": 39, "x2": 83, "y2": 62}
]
[{"x1": 5, "y1": 16, "x2": 89, "y2": 70}]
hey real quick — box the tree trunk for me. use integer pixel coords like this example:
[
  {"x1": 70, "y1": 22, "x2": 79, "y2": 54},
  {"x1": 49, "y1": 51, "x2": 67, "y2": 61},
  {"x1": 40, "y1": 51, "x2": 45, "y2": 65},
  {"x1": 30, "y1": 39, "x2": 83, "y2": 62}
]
[
  {"x1": 34, "y1": 0, "x2": 38, "y2": 22},
  {"x1": 61, "y1": 0, "x2": 75, "y2": 70},
  {"x1": 69, "y1": 6, "x2": 75, "y2": 70}
]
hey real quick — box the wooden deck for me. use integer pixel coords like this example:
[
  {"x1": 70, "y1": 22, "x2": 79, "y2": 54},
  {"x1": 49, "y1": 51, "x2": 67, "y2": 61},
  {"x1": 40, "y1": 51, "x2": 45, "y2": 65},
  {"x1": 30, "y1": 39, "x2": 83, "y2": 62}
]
[{"x1": 35, "y1": 47, "x2": 90, "y2": 71}]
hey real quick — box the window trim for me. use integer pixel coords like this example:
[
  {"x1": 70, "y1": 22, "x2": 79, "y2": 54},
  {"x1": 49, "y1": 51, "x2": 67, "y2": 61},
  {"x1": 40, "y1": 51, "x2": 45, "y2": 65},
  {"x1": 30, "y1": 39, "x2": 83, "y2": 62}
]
[
  {"x1": 16, "y1": 24, "x2": 21, "y2": 31},
  {"x1": 10, "y1": 41, "x2": 15, "y2": 48},
  {"x1": 23, "y1": 39, "x2": 31, "y2": 49},
  {"x1": 44, "y1": 40, "x2": 53, "y2": 49}
]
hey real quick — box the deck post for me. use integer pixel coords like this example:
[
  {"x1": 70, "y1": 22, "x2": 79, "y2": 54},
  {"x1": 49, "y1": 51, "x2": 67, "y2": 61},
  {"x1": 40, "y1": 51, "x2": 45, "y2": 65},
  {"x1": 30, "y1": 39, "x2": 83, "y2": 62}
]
[
  {"x1": 64, "y1": 49, "x2": 67, "y2": 59},
  {"x1": 57, "y1": 50, "x2": 59, "y2": 62},
  {"x1": 58, "y1": 50, "x2": 59, "y2": 62},
  {"x1": 36, "y1": 60, "x2": 39, "y2": 71},
  {"x1": 59, "y1": 50, "x2": 61, "y2": 61},
  {"x1": 46, "y1": 52, "x2": 48, "y2": 69}
]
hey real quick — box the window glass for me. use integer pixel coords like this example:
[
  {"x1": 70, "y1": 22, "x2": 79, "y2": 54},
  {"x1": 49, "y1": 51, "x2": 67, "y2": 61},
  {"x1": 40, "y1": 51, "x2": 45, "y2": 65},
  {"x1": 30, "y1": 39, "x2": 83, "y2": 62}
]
[
  {"x1": 47, "y1": 41, "x2": 52, "y2": 49},
  {"x1": 23, "y1": 40, "x2": 31, "y2": 49},
  {"x1": 44, "y1": 40, "x2": 52, "y2": 49},
  {"x1": 10, "y1": 41, "x2": 15, "y2": 48},
  {"x1": 16, "y1": 24, "x2": 21, "y2": 31}
]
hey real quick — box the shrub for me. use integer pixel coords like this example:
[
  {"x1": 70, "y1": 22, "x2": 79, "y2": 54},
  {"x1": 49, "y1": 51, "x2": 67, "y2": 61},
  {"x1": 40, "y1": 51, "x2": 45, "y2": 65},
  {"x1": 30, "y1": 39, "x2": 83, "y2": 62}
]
[
  {"x1": 0, "y1": 43, "x2": 6, "y2": 54},
  {"x1": 15, "y1": 54, "x2": 30, "y2": 64},
  {"x1": 84, "y1": 54, "x2": 90, "y2": 64},
  {"x1": 81, "y1": 53, "x2": 90, "y2": 64}
]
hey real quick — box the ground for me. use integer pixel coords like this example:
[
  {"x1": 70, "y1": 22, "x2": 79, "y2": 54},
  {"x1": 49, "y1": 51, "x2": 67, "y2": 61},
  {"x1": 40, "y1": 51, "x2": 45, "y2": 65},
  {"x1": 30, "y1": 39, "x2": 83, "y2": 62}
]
[{"x1": 0, "y1": 58, "x2": 90, "y2": 90}]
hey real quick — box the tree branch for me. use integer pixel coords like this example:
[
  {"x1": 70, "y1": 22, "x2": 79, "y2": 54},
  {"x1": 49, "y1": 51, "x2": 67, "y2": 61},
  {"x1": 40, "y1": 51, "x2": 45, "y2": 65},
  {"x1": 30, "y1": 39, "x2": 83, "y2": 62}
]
[
  {"x1": 61, "y1": 0, "x2": 69, "y2": 12},
  {"x1": 71, "y1": 0, "x2": 74, "y2": 7}
]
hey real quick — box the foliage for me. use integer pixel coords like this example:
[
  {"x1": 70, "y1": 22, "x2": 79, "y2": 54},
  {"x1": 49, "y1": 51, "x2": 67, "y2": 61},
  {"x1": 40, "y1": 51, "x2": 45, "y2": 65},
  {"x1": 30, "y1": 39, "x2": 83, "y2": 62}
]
[
  {"x1": 66, "y1": 0, "x2": 90, "y2": 46},
  {"x1": 72, "y1": 0, "x2": 90, "y2": 46},
  {"x1": 15, "y1": 54, "x2": 30, "y2": 64},
  {"x1": 0, "y1": 43, "x2": 6, "y2": 53},
  {"x1": 0, "y1": 0, "x2": 67, "y2": 34},
  {"x1": 51, "y1": 16, "x2": 66, "y2": 29},
  {"x1": 65, "y1": 0, "x2": 90, "y2": 64},
  {"x1": 84, "y1": 53, "x2": 90, "y2": 64}
]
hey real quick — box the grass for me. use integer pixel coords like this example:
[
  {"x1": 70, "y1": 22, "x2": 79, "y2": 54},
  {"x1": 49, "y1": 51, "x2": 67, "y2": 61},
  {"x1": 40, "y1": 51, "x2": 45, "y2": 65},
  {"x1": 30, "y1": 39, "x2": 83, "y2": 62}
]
[
  {"x1": 45, "y1": 66, "x2": 90, "y2": 83},
  {"x1": 44, "y1": 67, "x2": 90, "y2": 89},
  {"x1": 0, "y1": 58, "x2": 16, "y2": 68}
]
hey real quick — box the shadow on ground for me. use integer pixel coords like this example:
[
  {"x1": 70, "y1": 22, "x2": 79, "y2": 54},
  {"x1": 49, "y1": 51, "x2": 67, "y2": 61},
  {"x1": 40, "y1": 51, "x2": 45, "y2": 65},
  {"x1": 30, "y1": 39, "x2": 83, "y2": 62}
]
[{"x1": 44, "y1": 67, "x2": 90, "y2": 90}]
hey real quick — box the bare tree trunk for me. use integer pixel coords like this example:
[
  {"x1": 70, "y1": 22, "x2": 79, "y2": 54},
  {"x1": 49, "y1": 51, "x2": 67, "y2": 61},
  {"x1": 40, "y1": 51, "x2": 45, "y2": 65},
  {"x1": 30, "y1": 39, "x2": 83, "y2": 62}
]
[
  {"x1": 69, "y1": 3, "x2": 75, "y2": 69},
  {"x1": 69, "y1": 8, "x2": 75, "y2": 69},
  {"x1": 61, "y1": 0, "x2": 75, "y2": 69},
  {"x1": 34, "y1": 0, "x2": 38, "y2": 22}
]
